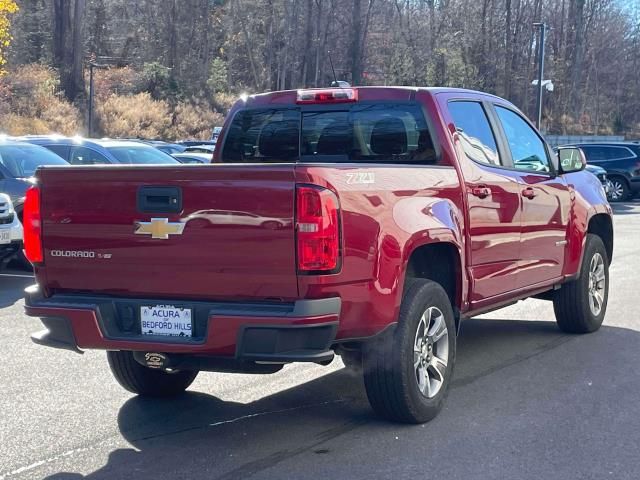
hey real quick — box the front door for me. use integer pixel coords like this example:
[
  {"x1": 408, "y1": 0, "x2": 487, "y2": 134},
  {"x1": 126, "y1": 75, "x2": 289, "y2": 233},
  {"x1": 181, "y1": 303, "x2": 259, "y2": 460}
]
[{"x1": 493, "y1": 105, "x2": 570, "y2": 287}]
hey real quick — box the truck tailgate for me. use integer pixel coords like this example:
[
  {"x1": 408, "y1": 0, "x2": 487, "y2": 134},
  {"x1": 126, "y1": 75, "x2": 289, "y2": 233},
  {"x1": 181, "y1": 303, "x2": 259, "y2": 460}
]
[{"x1": 38, "y1": 165, "x2": 298, "y2": 301}]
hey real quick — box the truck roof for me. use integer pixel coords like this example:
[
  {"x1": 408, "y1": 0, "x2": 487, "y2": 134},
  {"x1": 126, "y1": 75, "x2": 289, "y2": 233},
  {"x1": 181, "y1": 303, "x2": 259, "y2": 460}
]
[{"x1": 246, "y1": 86, "x2": 505, "y2": 103}]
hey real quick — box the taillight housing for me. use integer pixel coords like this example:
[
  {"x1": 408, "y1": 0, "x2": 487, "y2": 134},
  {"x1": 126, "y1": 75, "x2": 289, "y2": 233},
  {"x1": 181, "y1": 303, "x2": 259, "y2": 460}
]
[
  {"x1": 23, "y1": 186, "x2": 43, "y2": 264},
  {"x1": 296, "y1": 185, "x2": 341, "y2": 273},
  {"x1": 296, "y1": 88, "x2": 357, "y2": 104}
]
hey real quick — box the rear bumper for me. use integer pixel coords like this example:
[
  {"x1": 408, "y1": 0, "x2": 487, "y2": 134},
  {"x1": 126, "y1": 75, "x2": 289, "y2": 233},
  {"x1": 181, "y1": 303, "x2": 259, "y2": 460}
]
[{"x1": 24, "y1": 285, "x2": 340, "y2": 364}]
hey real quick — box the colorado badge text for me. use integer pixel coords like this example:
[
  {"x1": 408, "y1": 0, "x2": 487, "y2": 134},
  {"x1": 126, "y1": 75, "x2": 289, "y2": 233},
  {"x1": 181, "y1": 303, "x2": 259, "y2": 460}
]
[{"x1": 134, "y1": 218, "x2": 186, "y2": 240}]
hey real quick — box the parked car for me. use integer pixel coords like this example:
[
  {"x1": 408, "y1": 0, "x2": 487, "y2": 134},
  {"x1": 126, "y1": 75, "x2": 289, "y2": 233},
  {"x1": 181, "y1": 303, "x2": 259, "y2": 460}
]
[
  {"x1": 23, "y1": 86, "x2": 612, "y2": 424},
  {"x1": 172, "y1": 152, "x2": 212, "y2": 164},
  {"x1": 0, "y1": 139, "x2": 69, "y2": 211},
  {"x1": 560, "y1": 142, "x2": 640, "y2": 201},
  {"x1": 184, "y1": 144, "x2": 215, "y2": 154},
  {"x1": 585, "y1": 164, "x2": 611, "y2": 198},
  {"x1": 211, "y1": 126, "x2": 222, "y2": 143},
  {"x1": 0, "y1": 193, "x2": 23, "y2": 268},
  {"x1": 177, "y1": 140, "x2": 217, "y2": 148},
  {"x1": 139, "y1": 140, "x2": 187, "y2": 155},
  {"x1": 20, "y1": 136, "x2": 180, "y2": 165}
]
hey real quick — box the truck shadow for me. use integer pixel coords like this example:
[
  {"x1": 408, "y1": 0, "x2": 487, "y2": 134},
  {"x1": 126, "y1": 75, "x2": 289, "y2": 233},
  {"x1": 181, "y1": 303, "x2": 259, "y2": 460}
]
[{"x1": 43, "y1": 318, "x2": 638, "y2": 480}]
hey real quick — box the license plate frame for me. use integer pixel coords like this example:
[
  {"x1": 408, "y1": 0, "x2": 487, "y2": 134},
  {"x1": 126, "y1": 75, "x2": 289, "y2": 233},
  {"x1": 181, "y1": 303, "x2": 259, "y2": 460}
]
[
  {"x1": 0, "y1": 229, "x2": 10, "y2": 245},
  {"x1": 140, "y1": 305, "x2": 193, "y2": 338}
]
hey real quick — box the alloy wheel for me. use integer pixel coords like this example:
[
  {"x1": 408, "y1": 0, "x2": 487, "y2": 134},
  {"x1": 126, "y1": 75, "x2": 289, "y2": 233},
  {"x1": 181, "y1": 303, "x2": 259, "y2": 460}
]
[
  {"x1": 588, "y1": 252, "x2": 606, "y2": 316},
  {"x1": 413, "y1": 306, "x2": 449, "y2": 398}
]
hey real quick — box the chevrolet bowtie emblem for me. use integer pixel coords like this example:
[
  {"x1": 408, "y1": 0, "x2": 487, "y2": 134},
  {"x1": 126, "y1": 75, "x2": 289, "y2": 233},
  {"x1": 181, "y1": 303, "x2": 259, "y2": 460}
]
[{"x1": 134, "y1": 218, "x2": 185, "y2": 239}]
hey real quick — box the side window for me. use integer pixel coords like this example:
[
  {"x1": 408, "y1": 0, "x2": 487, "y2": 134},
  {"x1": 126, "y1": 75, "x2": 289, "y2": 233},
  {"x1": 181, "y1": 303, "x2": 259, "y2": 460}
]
[
  {"x1": 70, "y1": 147, "x2": 110, "y2": 165},
  {"x1": 448, "y1": 101, "x2": 501, "y2": 166},
  {"x1": 495, "y1": 106, "x2": 550, "y2": 173},
  {"x1": 603, "y1": 146, "x2": 636, "y2": 160},
  {"x1": 44, "y1": 144, "x2": 70, "y2": 160},
  {"x1": 581, "y1": 146, "x2": 606, "y2": 162}
]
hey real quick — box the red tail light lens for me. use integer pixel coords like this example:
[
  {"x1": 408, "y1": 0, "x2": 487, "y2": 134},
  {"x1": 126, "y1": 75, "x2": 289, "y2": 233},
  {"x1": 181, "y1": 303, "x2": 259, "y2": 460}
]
[
  {"x1": 296, "y1": 88, "x2": 357, "y2": 104},
  {"x1": 296, "y1": 185, "x2": 340, "y2": 272},
  {"x1": 23, "y1": 186, "x2": 43, "y2": 264}
]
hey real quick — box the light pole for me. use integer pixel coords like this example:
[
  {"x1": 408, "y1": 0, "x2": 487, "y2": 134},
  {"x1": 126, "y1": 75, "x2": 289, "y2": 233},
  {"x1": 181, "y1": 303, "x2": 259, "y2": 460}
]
[
  {"x1": 87, "y1": 62, "x2": 107, "y2": 138},
  {"x1": 533, "y1": 22, "x2": 546, "y2": 130}
]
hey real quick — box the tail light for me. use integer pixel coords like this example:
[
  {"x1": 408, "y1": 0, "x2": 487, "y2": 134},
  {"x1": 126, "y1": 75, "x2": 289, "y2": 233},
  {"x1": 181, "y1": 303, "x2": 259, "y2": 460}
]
[
  {"x1": 23, "y1": 186, "x2": 43, "y2": 264},
  {"x1": 296, "y1": 88, "x2": 357, "y2": 104},
  {"x1": 296, "y1": 185, "x2": 341, "y2": 272}
]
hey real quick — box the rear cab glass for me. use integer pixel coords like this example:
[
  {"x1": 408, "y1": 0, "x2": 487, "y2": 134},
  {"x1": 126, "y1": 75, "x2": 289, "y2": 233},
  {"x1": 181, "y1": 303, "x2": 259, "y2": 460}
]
[{"x1": 221, "y1": 103, "x2": 438, "y2": 164}]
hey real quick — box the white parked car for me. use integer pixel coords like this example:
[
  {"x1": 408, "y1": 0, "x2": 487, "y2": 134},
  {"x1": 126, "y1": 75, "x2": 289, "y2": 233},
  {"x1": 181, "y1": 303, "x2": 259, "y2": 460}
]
[{"x1": 0, "y1": 193, "x2": 24, "y2": 268}]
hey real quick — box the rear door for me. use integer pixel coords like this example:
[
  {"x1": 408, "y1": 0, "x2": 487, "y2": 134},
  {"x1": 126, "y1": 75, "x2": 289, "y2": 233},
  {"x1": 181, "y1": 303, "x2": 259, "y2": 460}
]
[
  {"x1": 446, "y1": 99, "x2": 523, "y2": 305},
  {"x1": 492, "y1": 105, "x2": 570, "y2": 287}
]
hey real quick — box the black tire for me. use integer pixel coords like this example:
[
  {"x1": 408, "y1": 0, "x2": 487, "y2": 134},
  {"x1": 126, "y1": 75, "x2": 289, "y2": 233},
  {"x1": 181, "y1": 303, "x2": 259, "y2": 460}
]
[
  {"x1": 107, "y1": 351, "x2": 199, "y2": 397},
  {"x1": 608, "y1": 176, "x2": 629, "y2": 202},
  {"x1": 363, "y1": 279, "x2": 456, "y2": 423},
  {"x1": 553, "y1": 234, "x2": 609, "y2": 333}
]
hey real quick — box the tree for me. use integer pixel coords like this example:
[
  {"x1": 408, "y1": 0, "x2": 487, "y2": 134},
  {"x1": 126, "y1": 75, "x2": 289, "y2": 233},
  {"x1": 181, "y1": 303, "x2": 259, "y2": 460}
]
[{"x1": 0, "y1": 0, "x2": 18, "y2": 73}]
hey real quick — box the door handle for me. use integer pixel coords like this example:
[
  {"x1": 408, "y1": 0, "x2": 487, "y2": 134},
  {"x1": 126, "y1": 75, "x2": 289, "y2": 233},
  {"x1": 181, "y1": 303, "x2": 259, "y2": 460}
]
[
  {"x1": 471, "y1": 185, "x2": 491, "y2": 199},
  {"x1": 522, "y1": 187, "x2": 537, "y2": 199}
]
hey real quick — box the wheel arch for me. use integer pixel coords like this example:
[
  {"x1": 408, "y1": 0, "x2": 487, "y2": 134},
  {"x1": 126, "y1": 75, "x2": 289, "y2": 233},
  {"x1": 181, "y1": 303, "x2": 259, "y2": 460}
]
[
  {"x1": 404, "y1": 241, "x2": 464, "y2": 332},
  {"x1": 588, "y1": 213, "x2": 613, "y2": 263}
]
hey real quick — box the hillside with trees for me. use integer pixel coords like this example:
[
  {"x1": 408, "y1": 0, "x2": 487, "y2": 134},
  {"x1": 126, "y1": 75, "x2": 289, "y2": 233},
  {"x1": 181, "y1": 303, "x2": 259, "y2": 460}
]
[{"x1": 1, "y1": 0, "x2": 639, "y2": 139}]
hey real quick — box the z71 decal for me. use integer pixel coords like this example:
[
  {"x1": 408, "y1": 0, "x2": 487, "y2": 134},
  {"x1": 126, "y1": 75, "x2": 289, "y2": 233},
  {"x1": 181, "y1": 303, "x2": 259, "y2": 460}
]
[{"x1": 346, "y1": 172, "x2": 375, "y2": 185}]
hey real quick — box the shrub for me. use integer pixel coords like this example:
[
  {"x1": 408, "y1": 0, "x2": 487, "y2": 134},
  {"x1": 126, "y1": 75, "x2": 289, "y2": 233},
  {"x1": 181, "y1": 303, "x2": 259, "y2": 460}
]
[
  {"x1": 0, "y1": 64, "x2": 82, "y2": 135},
  {"x1": 92, "y1": 66, "x2": 144, "y2": 99},
  {"x1": 97, "y1": 92, "x2": 171, "y2": 139},
  {"x1": 168, "y1": 100, "x2": 224, "y2": 140}
]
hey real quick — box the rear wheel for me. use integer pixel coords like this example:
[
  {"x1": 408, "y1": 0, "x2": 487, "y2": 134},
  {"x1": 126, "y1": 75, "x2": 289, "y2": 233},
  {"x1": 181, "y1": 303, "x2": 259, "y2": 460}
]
[
  {"x1": 553, "y1": 234, "x2": 609, "y2": 333},
  {"x1": 107, "y1": 351, "x2": 199, "y2": 397},
  {"x1": 363, "y1": 279, "x2": 456, "y2": 423},
  {"x1": 608, "y1": 176, "x2": 629, "y2": 202}
]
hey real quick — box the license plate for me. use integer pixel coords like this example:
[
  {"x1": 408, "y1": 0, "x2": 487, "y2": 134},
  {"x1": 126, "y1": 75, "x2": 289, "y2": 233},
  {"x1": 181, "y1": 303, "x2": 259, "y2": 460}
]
[
  {"x1": 0, "y1": 229, "x2": 10, "y2": 245},
  {"x1": 140, "y1": 305, "x2": 192, "y2": 337}
]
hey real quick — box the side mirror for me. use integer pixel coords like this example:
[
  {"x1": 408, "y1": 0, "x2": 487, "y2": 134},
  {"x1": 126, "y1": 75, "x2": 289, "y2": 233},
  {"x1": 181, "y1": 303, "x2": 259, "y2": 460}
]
[{"x1": 557, "y1": 147, "x2": 586, "y2": 174}]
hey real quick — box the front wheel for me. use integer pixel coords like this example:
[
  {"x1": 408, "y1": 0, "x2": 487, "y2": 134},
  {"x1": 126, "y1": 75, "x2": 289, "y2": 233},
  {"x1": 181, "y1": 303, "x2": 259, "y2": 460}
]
[
  {"x1": 107, "y1": 351, "x2": 199, "y2": 397},
  {"x1": 363, "y1": 279, "x2": 456, "y2": 423},
  {"x1": 553, "y1": 234, "x2": 609, "y2": 333}
]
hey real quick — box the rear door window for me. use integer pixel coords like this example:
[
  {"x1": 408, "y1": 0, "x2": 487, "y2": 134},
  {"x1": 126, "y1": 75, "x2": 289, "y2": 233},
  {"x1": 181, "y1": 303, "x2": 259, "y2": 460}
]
[
  {"x1": 448, "y1": 101, "x2": 501, "y2": 166},
  {"x1": 70, "y1": 147, "x2": 110, "y2": 165},
  {"x1": 44, "y1": 144, "x2": 71, "y2": 161},
  {"x1": 220, "y1": 104, "x2": 437, "y2": 164}
]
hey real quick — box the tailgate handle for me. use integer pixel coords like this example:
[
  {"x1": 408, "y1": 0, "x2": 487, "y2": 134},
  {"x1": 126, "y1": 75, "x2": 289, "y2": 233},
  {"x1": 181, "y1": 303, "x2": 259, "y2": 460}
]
[{"x1": 137, "y1": 186, "x2": 182, "y2": 213}]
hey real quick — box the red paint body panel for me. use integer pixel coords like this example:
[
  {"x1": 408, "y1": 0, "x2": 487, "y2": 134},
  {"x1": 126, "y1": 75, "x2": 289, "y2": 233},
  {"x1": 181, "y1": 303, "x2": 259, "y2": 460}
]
[
  {"x1": 27, "y1": 87, "x2": 612, "y2": 357},
  {"x1": 37, "y1": 165, "x2": 298, "y2": 301}
]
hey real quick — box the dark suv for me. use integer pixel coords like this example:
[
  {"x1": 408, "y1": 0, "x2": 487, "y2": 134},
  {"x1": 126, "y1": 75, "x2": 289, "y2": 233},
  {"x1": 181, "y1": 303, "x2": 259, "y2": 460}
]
[{"x1": 561, "y1": 142, "x2": 640, "y2": 201}]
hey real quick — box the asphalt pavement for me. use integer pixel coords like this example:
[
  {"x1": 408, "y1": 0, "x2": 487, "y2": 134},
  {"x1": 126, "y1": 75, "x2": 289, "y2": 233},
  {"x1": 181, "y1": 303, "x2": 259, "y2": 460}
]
[{"x1": 2, "y1": 202, "x2": 640, "y2": 479}]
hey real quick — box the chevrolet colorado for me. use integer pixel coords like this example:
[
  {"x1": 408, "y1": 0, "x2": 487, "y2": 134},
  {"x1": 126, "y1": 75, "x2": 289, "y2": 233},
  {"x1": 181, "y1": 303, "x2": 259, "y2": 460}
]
[{"x1": 23, "y1": 87, "x2": 613, "y2": 423}]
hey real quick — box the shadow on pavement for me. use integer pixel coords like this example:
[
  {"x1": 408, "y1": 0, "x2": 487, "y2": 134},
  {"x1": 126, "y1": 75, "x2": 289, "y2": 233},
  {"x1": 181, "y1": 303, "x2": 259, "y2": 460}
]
[
  {"x1": 41, "y1": 317, "x2": 637, "y2": 480},
  {"x1": 0, "y1": 271, "x2": 33, "y2": 308},
  {"x1": 611, "y1": 201, "x2": 640, "y2": 215}
]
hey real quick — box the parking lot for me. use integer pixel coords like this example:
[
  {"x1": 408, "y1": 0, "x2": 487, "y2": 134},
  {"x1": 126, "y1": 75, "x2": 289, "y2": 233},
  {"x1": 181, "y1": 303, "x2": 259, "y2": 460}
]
[{"x1": 0, "y1": 201, "x2": 639, "y2": 479}]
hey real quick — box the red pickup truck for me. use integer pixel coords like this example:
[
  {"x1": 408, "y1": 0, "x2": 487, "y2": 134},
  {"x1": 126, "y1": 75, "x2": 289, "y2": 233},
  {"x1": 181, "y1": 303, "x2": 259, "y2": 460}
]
[{"x1": 23, "y1": 87, "x2": 612, "y2": 423}]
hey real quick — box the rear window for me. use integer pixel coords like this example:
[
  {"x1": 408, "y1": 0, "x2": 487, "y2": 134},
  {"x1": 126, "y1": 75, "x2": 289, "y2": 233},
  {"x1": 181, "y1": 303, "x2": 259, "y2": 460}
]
[
  {"x1": 221, "y1": 104, "x2": 437, "y2": 164},
  {"x1": 0, "y1": 144, "x2": 69, "y2": 177}
]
